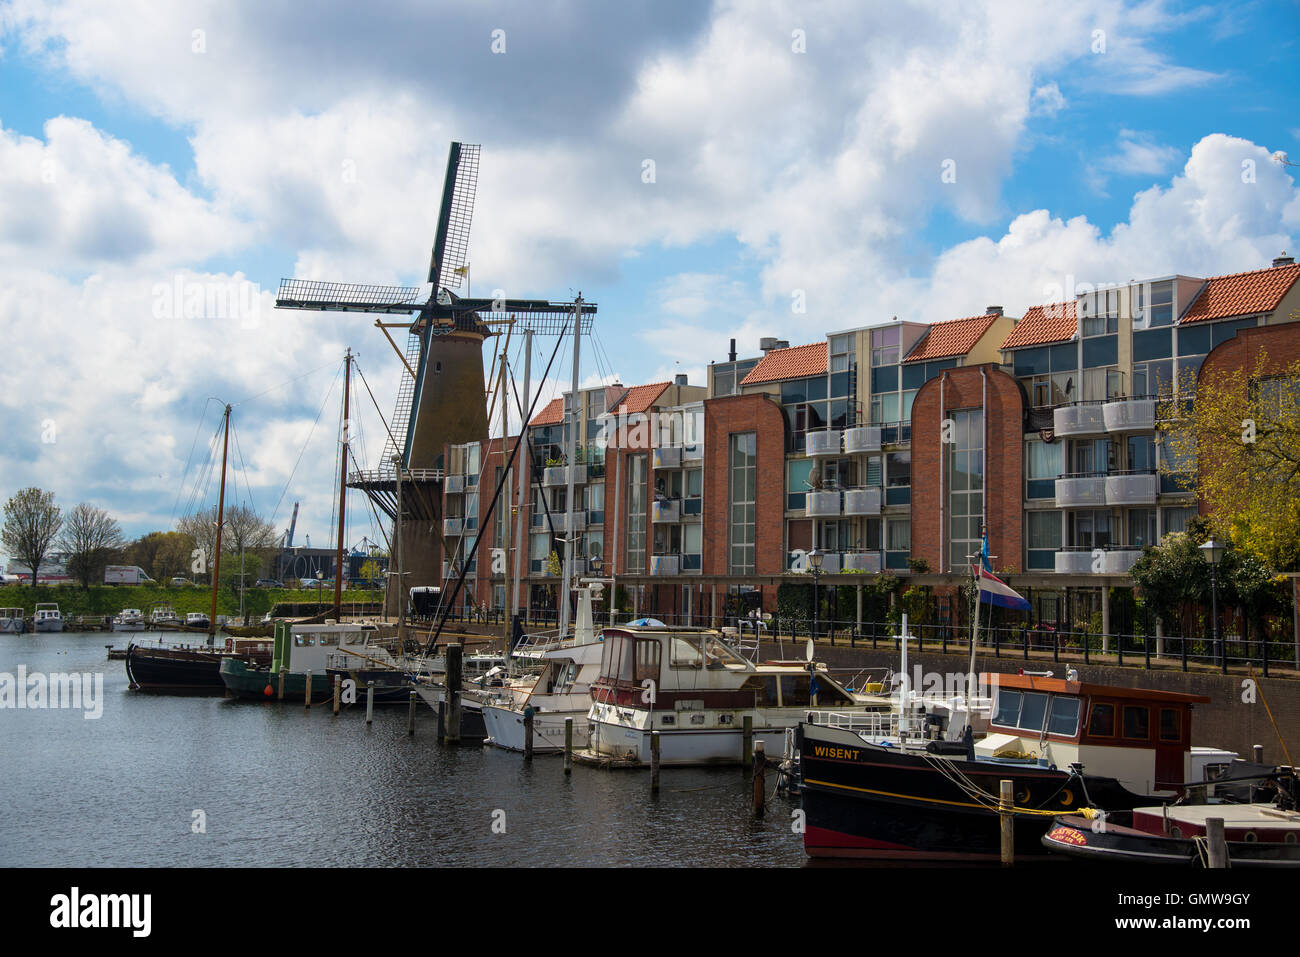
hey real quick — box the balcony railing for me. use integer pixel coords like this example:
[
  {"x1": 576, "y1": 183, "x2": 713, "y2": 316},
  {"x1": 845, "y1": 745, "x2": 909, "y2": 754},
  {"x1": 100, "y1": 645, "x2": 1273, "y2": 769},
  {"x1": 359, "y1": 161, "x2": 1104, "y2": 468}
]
[
  {"x1": 442, "y1": 517, "x2": 464, "y2": 536},
  {"x1": 1055, "y1": 474, "x2": 1106, "y2": 507},
  {"x1": 444, "y1": 474, "x2": 466, "y2": 494},
  {"x1": 1105, "y1": 470, "x2": 1157, "y2": 506},
  {"x1": 1054, "y1": 546, "x2": 1144, "y2": 575},
  {"x1": 806, "y1": 490, "x2": 842, "y2": 517},
  {"x1": 543, "y1": 465, "x2": 588, "y2": 487},
  {"x1": 843, "y1": 487, "x2": 882, "y2": 516},
  {"x1": 843, "y1": 426, "x2": 882, "y2": 454},
  {"x1": 1053, "y1": 402, "x2": 1106, "y2": 437},
  {"x1": 652, "y1": 447, "x2": 681, "y2": 470},
  {"x1": 842, "y1": 551, "x2": 883, "y2": 573},
  {"x1": 806, "y1": 430, "x2": 842, "y2": 456},
  {"x1": 652, "y1": 499, "x2": 681, "y2": 523},
  {"x1": 1102, "y1": 396, "x2": 1156, "y2": 432},
  {"x1": 649, "y1": 555, "x2": 680, "y2": 576}
]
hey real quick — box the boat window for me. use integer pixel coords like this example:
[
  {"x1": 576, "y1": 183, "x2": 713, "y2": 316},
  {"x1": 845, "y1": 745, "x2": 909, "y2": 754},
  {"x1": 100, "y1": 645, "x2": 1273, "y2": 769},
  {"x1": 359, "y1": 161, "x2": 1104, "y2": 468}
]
[
  {"x1": 1088, "y1": 702, "x2": 1115, "y2": 737},
  {"x1": 1046, "y1": 696, "x2": 1081, "y2": 736},
  {"x1": 1018, "y1": 692, "x2": 1049, "y2": 733},
  {"x1": 1122, "y1": 705, "x2": 1150, "y2": 740},
  {"x1": 740, "y1": 676, "x2": 780, "y2": 706},
  {"x1": 780, "y1": 675, "x2": 811, "y2": 706},
  {"x1": 991, "y1": 690, "x2": 1021, "y2": 727},
  {"x1": 319, "y1": 634, "x2": 338, "y2": 647},
  {"x1": 701, "y1": 636, "x2": 746, "y2": 669},
  {"x1": 670, "y1": 636, "x2": 703, "y2": 669},
  {"x1": 294, "y1": 634, "x2": 315, "y2": 647},
  {"x1": 1159, "y1": 707, "x2": 1181, "y2": 742},
  {"x1": 632, "y1": 638, "x2": 661, "y2": 686}
]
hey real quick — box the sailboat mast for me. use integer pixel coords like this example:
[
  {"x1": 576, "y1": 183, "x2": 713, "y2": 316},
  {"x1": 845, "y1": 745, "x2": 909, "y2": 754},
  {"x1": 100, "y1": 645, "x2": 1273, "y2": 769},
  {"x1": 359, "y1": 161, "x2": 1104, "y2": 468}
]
[
  {"x1": 499, "y1": 349, "x2": 511, "y2": 672},
  {"x1": 208, "y1": 404, "x2": 231, "y2": 643},
  {"x1": 558, "y1": 295, "x2": 582, "y2": 637},
  {"x1": 334, "y1": 349, "x2": 351, "y2": 621}
]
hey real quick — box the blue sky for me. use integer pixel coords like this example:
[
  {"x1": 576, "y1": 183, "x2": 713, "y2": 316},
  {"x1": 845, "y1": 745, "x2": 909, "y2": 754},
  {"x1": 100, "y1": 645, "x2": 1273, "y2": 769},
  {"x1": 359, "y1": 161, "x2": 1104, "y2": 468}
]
[{"x1": 0, "y1": 0, "x2": 1297, "y2": 550}]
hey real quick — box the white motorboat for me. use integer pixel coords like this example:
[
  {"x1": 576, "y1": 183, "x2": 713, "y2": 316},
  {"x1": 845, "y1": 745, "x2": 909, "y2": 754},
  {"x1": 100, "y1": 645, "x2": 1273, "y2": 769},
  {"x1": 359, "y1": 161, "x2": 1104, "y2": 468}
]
[
  {"x1": 33, "y1": 603, "x2": 63, "y2": 633},
  {"x1": 112, "y1": 608, "x2": 146, "y2": 632},
  {"x1": 0, "y1": 607, "x2": 26, "y2": 634}
]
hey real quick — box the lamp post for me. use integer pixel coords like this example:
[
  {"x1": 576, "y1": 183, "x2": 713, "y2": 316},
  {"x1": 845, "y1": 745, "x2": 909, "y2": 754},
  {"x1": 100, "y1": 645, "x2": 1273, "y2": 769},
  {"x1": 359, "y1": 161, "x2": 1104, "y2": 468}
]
[
  {"x1": 808, "y1": 547, "x2": 823, "y2": 639},
  {"x1": 1200, "y1": 538, "x2": 1226, "y2": 673}
]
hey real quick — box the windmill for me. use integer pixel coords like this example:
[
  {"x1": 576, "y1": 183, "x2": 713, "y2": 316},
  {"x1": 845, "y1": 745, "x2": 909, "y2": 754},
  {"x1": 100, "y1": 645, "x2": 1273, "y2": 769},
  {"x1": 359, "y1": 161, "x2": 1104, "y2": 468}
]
[{"x1": 275, "y1": 142, "x2": 596, "y2": 607}]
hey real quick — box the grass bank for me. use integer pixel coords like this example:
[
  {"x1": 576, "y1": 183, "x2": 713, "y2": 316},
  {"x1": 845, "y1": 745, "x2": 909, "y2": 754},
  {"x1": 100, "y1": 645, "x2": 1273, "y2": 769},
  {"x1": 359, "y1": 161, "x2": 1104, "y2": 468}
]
[{"x1": 0, "y1": 584, "x2": 385, "y2": 620}]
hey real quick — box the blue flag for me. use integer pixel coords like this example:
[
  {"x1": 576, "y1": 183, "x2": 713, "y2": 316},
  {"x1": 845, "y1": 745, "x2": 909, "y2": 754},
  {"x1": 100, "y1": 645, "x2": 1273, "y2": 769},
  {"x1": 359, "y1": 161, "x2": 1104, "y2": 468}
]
[{"x1": 980, "y1": 527, "x2": 993, "y2": 573}]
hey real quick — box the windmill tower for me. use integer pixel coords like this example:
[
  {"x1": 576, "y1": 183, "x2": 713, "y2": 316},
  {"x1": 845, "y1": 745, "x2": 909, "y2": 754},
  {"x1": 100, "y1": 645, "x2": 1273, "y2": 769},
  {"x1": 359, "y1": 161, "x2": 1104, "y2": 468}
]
[{"x1": 275, "y1": 143, "x2": 595, "y2": 613}]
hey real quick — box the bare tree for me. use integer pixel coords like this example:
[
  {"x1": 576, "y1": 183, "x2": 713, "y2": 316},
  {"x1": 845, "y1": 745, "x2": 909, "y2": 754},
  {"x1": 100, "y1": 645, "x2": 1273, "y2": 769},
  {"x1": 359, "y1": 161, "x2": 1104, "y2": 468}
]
[
  {"x1": 177, "y1": 503, "x2": 276, "y2": 582},
  {"x1": 59, "y1": 504, "x2": 125, "y2": 588},
  {"x1": 2, "y1": 488, "x2": 62, "y2": 585}
]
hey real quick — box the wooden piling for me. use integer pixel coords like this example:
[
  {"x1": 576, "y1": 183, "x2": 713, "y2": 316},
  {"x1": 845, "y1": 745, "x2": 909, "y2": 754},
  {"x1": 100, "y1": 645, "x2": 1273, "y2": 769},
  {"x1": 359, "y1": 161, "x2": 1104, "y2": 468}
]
[
  {"x1": 999, "y1": 779, "x2": 1014, "y2": 866},
  {"x1": 1206, "y1": 817, "x2": 1227, "y2": 868},
  {"x1": 407, "y1": 689, "x2": 416, "y2": 736},
  {"x1": 304, "y1": 671, "x2": 312, "y2": 708},
  {"x1": 650, "y1": 730, "x2": 661, "y2": 793},
  {"x1": 752, "y1": 740, "x2": 766, "y2": 817},
  {"x1": 1253, "y1": 744, "x2": 1264, "y2": 764},
  {"x1": 742, "y1": 715, "x2": 753, "y2": 768},
  {"x1": 277, "y1": 667, "x2": 286, "y2": 701},
  {"x1": 365, "y1": 681, "x2": 374, "y2": 725},
  {"x1": 332, "y1": 674, "x2": 341, "y2": 715},
  {"x1": 445, "y1": 644, "x2": 462, "y2": 744},
  {"x1": 437, "y1": 698, "x2": 446, "y2": 742},
  {"x1": 564, "y1": 717, "x2": 573, "y2": 775},
  {"x1": 524, "y1": 707, "x2": 535, "y2": 760}
]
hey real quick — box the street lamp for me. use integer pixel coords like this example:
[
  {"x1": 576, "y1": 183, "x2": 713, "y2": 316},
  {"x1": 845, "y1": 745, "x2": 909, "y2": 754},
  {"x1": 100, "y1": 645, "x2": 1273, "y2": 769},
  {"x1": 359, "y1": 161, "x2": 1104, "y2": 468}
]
[
  {"x1": 1199, "y1": 537, "x2": 1226, "y2": 673},
  {"x1": 808, "y1": 547, "x2": 823, "y2": 639}
]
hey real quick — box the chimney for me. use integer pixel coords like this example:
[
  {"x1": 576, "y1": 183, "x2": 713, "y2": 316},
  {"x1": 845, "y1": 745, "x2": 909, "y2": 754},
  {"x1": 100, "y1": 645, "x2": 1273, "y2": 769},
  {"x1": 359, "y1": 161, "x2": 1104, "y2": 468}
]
[
  {"x1": 759, "y1": 337, "x2": 779, "y2": 353},
  {"x1": 728, "y1": 338, "x2": 737, "y2": 362},
  {"x1": 776, "y1": 340, "x2": 790, "y2": 350},
  {"x1": 674, "y1": 374, "x2": 687, "y2": 386},
  {"x1": 986, "y1": 306, "x2": 1003, "y2": 316},
  {"x1": 1274, "y1": 251, "x2": 1295, "y2": 267}
]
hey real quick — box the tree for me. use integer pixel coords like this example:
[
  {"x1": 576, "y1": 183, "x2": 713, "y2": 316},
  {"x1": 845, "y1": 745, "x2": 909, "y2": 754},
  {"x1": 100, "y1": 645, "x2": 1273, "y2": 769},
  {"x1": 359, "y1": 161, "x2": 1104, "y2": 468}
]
[
  {"x1": 177, "y1": 504, "x2": 275, "y2": 582},
  {"x1": 125, "y1": 530, "x2": 196, "y2": 581},
  {"x1": 1130, "y1": 531, "x2": 1211, "y2": 642},
  {"x1": 58, "y1": 503, "x2": 124, "y2": 588},
  {"x1": 1160, "y1": 352, "x2": 1300, "y2": 571},
  {"x1": 1, "y1": 488, "x2": 62, "y2": 585}
]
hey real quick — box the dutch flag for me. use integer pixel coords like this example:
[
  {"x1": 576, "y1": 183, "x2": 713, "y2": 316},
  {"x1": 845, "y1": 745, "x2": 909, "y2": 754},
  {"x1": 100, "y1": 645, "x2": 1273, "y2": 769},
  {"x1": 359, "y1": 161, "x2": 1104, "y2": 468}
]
[{"x1": 976, "y1": 566, "x2": 1031, "y2": 611}]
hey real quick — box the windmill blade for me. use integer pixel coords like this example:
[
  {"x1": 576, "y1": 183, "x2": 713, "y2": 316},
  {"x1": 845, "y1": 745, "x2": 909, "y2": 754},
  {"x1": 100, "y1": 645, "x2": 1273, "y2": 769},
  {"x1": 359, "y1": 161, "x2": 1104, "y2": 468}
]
[
  {"x1": 276, "y1": 279, "x2": 434, "y2": 315},
  {"x1": 428, "y1": 142, "x2": 480, "y2": 291}
]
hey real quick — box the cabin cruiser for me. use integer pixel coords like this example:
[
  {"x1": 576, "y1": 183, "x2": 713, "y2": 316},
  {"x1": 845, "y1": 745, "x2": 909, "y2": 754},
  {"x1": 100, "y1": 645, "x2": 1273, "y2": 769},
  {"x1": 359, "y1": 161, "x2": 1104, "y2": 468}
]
[
  {"x1": 586, "y1": 623, "x2": 891, "y2": 766},
  {"x1": 185, "y1": 612, "x2": 210, "y2": 629},
  {"x1": 112, "y1": 608, "x2": 146, "y2": 632},
  {"x1": 33, "y1": 603, "x2": 63, "y2": 633},
  {"x1": 149, "y1": 604, "x2": 180, "y2": 628},
  {"x1": 220, "y1": 620, "x2": 380, "y2": 700},
  {"x1": 0, "y1": 607, "x2": 25, "y2": 634}
]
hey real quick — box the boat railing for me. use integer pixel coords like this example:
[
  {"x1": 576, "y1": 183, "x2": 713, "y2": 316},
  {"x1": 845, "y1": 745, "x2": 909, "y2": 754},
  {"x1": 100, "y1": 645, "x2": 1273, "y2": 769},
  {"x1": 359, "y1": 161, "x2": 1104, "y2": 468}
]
[{"x1": 807, "y1": 709, "x2": 901, "y2": 740}]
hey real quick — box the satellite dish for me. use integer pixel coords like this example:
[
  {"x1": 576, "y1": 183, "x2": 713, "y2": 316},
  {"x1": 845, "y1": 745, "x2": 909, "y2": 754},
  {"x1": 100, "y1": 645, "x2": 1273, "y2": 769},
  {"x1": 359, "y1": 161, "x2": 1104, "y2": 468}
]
[{"x1": 805, "y1": 638, "x2": 814, "y2": 663}]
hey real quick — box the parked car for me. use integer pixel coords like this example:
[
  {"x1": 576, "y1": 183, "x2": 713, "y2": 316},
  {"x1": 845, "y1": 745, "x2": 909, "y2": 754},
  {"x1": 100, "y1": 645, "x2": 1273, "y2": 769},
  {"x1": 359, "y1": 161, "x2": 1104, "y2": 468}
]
[
  {"x1": 170, "y1": 576, "x2": 194, "y2": 587},
  {"x1": 254, "y1": 579, "x2": 284, "y2": 588}
]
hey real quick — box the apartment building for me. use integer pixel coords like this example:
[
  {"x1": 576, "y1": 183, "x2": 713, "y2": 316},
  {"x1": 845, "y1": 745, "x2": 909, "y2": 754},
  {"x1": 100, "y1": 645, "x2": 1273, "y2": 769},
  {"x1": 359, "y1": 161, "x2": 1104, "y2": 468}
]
[{"x1": 437, "y1": 254, "x2": 1300, "y2": 628}]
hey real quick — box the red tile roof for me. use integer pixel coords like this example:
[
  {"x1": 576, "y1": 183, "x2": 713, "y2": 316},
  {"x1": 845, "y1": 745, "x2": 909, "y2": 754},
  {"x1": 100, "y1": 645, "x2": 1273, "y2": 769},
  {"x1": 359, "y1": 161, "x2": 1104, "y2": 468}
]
[
  {"x1": 528, "y1": 397, "x2": 564, "y2": 427},
  {"x1": 1181, "y1": 262, "x2": 1300, "y2": 324},
  {"x1": 739, "y1": 342, "x2": 827, "y2": 386},
  {"x1": 610, "y1": 382, "x2": 671, "y2": 415},
  {"x1": 904, "y1": 313, "x2": 998, "y2": 362},
  {"x1": 1000, "y1": 301, "x2": 1077, "y2": 350}
]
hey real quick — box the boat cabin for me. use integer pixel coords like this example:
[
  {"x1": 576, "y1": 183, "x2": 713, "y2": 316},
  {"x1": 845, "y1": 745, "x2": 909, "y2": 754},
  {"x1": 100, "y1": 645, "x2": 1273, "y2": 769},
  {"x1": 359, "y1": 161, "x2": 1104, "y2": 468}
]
[
  {"x1": 975, "y1": 672, "x2": 1210, "y2": 797},
  {"x1": 272, "y1": 621, "x2": 379, "y2": 674}
]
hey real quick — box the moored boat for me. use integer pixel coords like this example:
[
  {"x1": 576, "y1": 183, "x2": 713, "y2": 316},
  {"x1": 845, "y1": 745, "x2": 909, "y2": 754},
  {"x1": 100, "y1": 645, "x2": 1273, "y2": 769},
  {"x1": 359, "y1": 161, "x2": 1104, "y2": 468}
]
[
  {"x1": 112, "y1": 608, "x2": 146, "y2": 632},
  {"x1": 126, "y1": 639, "x2": 273, "y2": 694},
  {"x1": 0, "y1": 607, "x2": 26, "y2": 634},
  {"x1": 33, "y1": 603, "x2": 63, "y2": 633},
  {"x1": 220, "y1": 620, "x2": 382, "y2": 701}
]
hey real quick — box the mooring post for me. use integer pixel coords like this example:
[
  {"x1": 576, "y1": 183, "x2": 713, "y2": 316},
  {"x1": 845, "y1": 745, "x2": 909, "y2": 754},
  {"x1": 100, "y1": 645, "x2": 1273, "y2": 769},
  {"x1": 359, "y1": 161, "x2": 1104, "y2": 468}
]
[
  {"x1": 1254, "y1": 744, "x2": 1264, "y2": 764},
  {"x1": 446, "y1": 643, "x2": 462, "y2": 744},
  {"x1": 752, "y1": 740, "x2": 766, "y2": 817},
  {"x1": 365, "y1": 680, "x2": 374, "y2": 725},
  {"x1": 650, "y1": 730, "x2": 661, "y2": 793},
  {"x1": 437, "y1": 698, "x2": 446, "y2": 742},
  {"x1": 332, "y1": 674, "x2": 341, "y2": 716},
  {"x1": 999, "y1": 779, "x2": 1014, "y2": 866},
  {"x1": 407, "y1": 689, "x2": 416, "y2": 736},
  {"x1": 1206, "y1": 817, "x2": 1227, "y2": 868},
  {"x1": 304, "y1": 670, "x2": 312, "y2": 708},
  {"x1": 742, "y1": 715, "x2": 753, "y2": 768},
  {"x1": 524, "y1": 706, "x2": 535, "y2": 761},
  {"x1": 278, "y1": 667, "x2": 286, "y2": 701},
  {"x1": 564, "y1": 717, "x2": 573, "y2": 775}
]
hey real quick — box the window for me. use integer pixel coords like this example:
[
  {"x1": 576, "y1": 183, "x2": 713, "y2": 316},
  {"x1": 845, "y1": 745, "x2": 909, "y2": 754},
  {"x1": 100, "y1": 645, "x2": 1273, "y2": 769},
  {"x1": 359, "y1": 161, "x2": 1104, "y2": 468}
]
[
  {"x1": 887, "y1": 519, "x2": 910, "y2": 551},
  {"x1": 992, "y1": 690, "x2": 1021, "y2": 727},
  {"x1": 1128, "y1": 509, "x2": 1157, "y2": 548},
  {"x1": 633, "y1": 638, "x2": 661, "y2": 686},
  {"x1": 1088, "y1": 702, "x2": 1116, "y2": 737},
  {"x1": 871, "y1": 327, "x2": 899, "y2": 366},
  {"x1": 670, "y1": 635, "x2": 703, "y2": 669},
  {"x1": 1127, "y1": 434, "x2": 1156, "y2": 472},
  {"x1": 787, "y1": 459, "x2": 814, "y2": 510},
  {"x1": 1069, "y1": 510, "x2": 1113, "y2": 549},
  {"x1": 1123, "y1": 705, "x2": 1150, "y2": 740},
  {"x1": 830, "y1": 333, "x2": 854, "y2": 374},
  {"x1": 1026, "y1": 511, "x2": 1062, "y2": 570},
  {"x1": 1047, "y1": 696, "x2": 1081, "y2": 736},
  {"x1": 947, "y1": 409, "x2": 983, "y2": 571},
  {"x1": 885, "y1": 451, "x2": 910, "y2": 488},
  {"x1": 625, "y1": 455, "x2": 647, "y2": 573},
  {"x1": 1159, "y1": 708, "x2": 1181, "y2": 742},
  {"x1": 1162, "y1": 506, "x2": 1195, "y2": 534},
  {"x1": 728, "y1": 433, "x2": 757, "y2": 574},
  {"x1": 1026, "y1": 439, "x2": 1062, "y2": 499}
]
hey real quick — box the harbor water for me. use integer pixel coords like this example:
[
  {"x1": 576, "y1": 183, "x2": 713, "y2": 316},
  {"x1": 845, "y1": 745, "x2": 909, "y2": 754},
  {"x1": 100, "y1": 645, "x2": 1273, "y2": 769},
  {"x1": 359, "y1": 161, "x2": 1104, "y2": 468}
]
[{"x1": 1, "y1": 633, "x2": 806, "y2": 867}]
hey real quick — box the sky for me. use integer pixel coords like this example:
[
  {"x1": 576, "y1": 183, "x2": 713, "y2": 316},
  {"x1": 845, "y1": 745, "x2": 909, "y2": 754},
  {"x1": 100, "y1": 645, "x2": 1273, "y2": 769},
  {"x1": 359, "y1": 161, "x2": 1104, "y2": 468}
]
[{"x1": 0, "y1": 0, "x2": 1298, "y2": 553}]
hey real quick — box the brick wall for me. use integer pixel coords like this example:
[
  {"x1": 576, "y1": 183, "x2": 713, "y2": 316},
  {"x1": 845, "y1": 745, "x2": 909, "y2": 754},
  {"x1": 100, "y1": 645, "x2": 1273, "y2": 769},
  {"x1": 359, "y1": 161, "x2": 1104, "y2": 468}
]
[{"x1": 910, "y1": 364, "x2": 1025, "y2": 573}]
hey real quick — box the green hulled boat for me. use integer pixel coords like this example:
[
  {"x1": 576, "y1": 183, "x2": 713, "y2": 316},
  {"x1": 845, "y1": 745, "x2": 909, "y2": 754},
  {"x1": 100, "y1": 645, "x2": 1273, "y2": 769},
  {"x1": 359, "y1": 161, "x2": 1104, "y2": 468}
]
[{"x1": 220, "y1": 619, "x2": 380, "y2": 701}]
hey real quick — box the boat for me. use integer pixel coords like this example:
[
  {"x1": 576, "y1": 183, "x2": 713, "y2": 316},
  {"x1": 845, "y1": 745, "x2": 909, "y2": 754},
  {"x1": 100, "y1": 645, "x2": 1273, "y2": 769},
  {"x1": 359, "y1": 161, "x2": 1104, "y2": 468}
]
[
  {"x1": 33, "y1": 603, "x2": 63, "y2": 633},
  {"x1": 1043, "y1": 784, "x2": 1300, "y2": 867},
  {"x1": 148, "y1": 604, "x2": 181, "y2": 629},
  {"x1": 126, "y1": 638, "x2": 274, "y2": 694},
  {"x1": 0, "y1": 607, "x2": 26, "y2": 634},
  {"x1": 184, "y1": 612, "x2": 210, "y2": 630},
  {"x1": 220, "y1": 620, "x2": 381, "y2": 700},
  {"x1": 584, "y1": 623, "x2": 891, "y2": 766},
  {"x1": 112, "y1": 608, "x2": 146, "y2": 632},
  {"x1": 798, "y1": 669, "x2": 1236, "y2": 861}
]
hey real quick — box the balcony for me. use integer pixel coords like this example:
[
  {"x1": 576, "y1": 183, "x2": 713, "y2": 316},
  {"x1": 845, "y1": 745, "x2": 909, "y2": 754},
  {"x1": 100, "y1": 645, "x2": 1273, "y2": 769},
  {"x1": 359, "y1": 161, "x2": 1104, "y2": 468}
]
[
  {"x1": 1055, "y1": 475, "x2": 1106, "y2": 508},
  {"x1": 1102, "y1": 397, "x2": 1155, "y2": 433},
  {"x1": 444, "y1": 474, "x2": 465, "y2": 494},
  {"x1": 1054, "y1": 547, "x2": 1143, "y2": 575},
  {"x1": 543, "y1": 465, "x2": 587, "y2": 487},
  {"x1": 682, "y1": 443, "x2": 704, "y2": 463},
  {"x1": 652, "y1": 499, "x2": 680, "y2": 523},
  {"x1": 843, "y1": 487, "x2": 882, "y2": 516},
  {"x1": 842, "y1": 552, "x2": 883, "y2": 574},
  {"x1": 813, "y1": 552, "x2": 842, "y2": 573},
  {"x1": 1053, "y1": 550, "x2": 1095, "y2": 574},
  {"x1": 680, "y1": 498, "x2": 703, "y2": 521},
  {"x1": 442, "y1": 561, "x2": 474, "y2": 579},
  {"x1": 649, "y1": 555, "x2": 680, "y2": 576},
  {"x1": 442, "y1": 517, "x2": 464, "y2": 536},
  {"x1": 557, "y1": 512, "x2": 587, "y2": 533},
  {"x1": 1105, "y1": 471, "x2": 1157, "y2": 506},
  {"x1": 843, "y1": 426, "x2": 882, "y2": 454},
  {"x1": 806, "y1": 490, "x2": 842, "y2": 518},
  {"x1": 653, "y1": 446, "x2": 681, "y2": 470},
  {"x1": 806, "y1": 430, "x2": 842, "y2": 457},
  {"x1": 1053, "y1": 403, "x2": 1106, "y2": 437},
  {"x1": 1102, "y1": 549, "x2": 1142, "y2": 574}
]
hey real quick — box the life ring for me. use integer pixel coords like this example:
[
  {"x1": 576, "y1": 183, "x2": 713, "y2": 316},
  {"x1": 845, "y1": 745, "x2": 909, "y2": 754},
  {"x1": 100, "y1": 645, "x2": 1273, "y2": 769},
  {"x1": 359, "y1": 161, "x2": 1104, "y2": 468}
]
[{"x1": 1059, "y1": 787, "x2": 1074, "y2": 806}]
